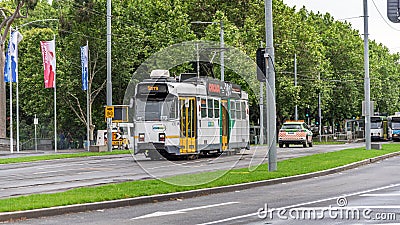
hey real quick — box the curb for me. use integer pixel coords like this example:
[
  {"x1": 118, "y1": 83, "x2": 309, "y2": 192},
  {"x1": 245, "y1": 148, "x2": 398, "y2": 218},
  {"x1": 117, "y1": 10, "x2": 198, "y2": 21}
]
[{"x1": 1, "y1": 151, "x2": 399, "y2": 222}]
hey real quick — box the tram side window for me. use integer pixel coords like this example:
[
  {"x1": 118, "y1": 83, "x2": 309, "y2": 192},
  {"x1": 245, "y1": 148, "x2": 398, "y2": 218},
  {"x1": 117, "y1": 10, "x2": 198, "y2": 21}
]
[
  {"x1": 230, "y1": 100, "x2": 235, "y2": 119},
  {"x1": 236, "y1": 102, "x2": 241, "y2": 120},
  {"x1": 241, "y1": 101, "x2": 246, "y2": 119},
  {"x1": 165, "y1": 97, "x2": 178, "y2": 119},
  {"x1": 214, "y1": 99, "x2": 220, "y2": 118},
  {"x1": 208, "y1": 99, "x2": 214, "y2": 118},
  {"x1": 201, "y1": 98, "x2": 207, "y2": 118}
]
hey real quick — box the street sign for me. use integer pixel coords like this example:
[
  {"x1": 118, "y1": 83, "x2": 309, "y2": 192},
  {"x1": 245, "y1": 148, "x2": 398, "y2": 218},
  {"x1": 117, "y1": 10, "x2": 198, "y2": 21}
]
[{"x1": 105, "y1": 106, "x2": 114, "y2": 118}]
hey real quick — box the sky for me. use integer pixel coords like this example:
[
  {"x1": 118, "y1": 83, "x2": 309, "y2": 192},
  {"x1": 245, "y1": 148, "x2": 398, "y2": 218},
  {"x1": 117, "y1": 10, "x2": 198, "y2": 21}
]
[{"x1": 282, "y1": 0, "x2": 400, "y2": 53}]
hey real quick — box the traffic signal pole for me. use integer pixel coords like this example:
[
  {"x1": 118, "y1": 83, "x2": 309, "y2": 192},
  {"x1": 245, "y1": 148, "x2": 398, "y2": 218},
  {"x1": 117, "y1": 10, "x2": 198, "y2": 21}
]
[
  {"x1": 265, "y1": 0, "x2": 277, "y2": 171},
  {"x1": 363, "y1": 0, "x2": 371, "y2": 150},
  {"x1": 106, "y1": 0, "x2": 113, "y2": 152}
]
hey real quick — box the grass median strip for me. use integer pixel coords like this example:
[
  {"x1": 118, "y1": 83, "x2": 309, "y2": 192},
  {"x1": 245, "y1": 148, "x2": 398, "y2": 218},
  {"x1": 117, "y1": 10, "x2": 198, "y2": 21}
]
[
  {"x1": 0, "y1": 144, "x2": 399, "y2": 212},
  {"x1": 0, "y1": 150, "x2": 131, "y2": 164}
]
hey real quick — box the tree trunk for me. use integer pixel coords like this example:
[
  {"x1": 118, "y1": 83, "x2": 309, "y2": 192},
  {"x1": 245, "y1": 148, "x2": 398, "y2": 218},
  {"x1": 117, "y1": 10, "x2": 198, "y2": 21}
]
[{"x1": 0, "y1": 43, "x2": 6, "y2": 138}]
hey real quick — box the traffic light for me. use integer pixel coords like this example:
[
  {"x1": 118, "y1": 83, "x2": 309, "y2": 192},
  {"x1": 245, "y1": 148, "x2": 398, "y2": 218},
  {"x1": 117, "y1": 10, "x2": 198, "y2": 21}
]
[
  {"x1": 387, "y1": 0, "x2": 400, "y2": 23},
  {"x1": 256, "y1": 48, "x2": 266, "y2": 82},
  {"x1": 305, "y1": 107, "x2": 310, "y2": 118},
  {"x1": 315, "y1": 116, "x2": 320, "y2": 125}
]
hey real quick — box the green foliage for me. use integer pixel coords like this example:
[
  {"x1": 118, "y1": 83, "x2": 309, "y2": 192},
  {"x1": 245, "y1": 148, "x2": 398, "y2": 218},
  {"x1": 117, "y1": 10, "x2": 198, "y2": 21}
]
[{"x1": 6, "y1": 0, "x2": 400, "y2": 141}]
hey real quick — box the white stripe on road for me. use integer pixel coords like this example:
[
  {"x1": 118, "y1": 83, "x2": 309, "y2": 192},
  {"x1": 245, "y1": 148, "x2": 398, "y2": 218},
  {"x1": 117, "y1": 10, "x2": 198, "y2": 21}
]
[
  {"x1": 130, "y1": 201, "x2": 239, "y2": 220},
  {"x1": 360, "y1": 193, "x2": 400, "y2": 197},
  {"x1": 198, "y1": 183, "x2": 400, "y2": 225}
]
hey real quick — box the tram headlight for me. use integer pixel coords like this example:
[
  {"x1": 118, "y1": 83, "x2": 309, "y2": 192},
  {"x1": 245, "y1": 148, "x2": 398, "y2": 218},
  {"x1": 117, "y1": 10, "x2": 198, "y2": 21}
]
[{"x1": 139, "y1": 133, "x2": 145, "y2": 142}]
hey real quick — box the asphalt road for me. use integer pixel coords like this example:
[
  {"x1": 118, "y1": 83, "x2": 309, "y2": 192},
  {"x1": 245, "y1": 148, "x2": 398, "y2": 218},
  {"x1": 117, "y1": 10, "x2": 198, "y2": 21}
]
[
  {"x1": 0, "y1": 142, "x2": 364, "y2": 198},
  {"x1": 9, "y1": 153, "x2": 399, "y2": 225}
]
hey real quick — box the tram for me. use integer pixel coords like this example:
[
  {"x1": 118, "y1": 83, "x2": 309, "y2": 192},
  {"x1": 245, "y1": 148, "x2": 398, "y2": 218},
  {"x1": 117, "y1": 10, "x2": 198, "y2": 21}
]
[
  {"x1": 388, "y1": 113, "x2": 400, "y2": 141},
  {"x1": 133, "y1": 70, "x2": 250, "y2": 160}
]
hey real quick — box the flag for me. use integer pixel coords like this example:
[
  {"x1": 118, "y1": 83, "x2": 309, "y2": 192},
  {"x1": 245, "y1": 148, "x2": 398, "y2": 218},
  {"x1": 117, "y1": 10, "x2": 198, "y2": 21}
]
[
  {"x1": 80, "y1": 44, "x2": 88, "y2": 91},
  {"x1": 4, "y1": 30, "x2": 23, "y2": 83},
  {"x1": 40, "y1": 39, "x2": 56, "y2": 88}
]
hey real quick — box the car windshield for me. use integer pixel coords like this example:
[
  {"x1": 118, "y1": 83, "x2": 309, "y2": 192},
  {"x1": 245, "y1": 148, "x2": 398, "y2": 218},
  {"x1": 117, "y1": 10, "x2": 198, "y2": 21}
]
[{"x1": 281, "y1": 124, "x2": 302, "y2": 130}]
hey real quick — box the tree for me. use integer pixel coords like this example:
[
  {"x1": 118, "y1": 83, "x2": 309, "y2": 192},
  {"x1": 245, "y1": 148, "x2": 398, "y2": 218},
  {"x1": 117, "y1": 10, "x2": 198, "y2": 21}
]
[{"x1": 0, "y1": 0, "x2": 37, "y2": 139}]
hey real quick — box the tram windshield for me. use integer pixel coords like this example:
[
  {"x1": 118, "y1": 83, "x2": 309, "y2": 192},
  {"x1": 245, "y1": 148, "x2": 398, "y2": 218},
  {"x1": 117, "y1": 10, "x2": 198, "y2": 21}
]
[
  {"x1": 135, "y1": 96, "x2": 178, "y2": 121},
  {"x1": 391, "y1": 122, "x2": 400, "y2": 129},
  {"x1": 370, "y1": 121, "x2": 382, "y2": 129}
]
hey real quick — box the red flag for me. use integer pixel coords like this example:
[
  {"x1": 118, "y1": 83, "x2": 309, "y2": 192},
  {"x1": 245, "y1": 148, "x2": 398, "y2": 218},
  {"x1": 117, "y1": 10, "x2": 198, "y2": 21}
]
[{"x1": 40, "y1": 40, "x2": 56, "y2": 88}]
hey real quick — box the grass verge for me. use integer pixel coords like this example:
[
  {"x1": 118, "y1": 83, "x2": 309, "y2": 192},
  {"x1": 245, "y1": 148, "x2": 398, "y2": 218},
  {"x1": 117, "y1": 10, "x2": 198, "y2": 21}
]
[
  {"x1": 0, "y1": 150, "x2": 131, "y2": 165},
  {"x1": 0, "y1": 144, "x2": 399, "y2": 212}
]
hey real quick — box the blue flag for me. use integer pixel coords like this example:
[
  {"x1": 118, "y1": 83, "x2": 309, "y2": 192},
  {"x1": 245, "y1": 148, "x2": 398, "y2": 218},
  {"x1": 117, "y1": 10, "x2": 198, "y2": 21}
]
[
  {"x1": 80, "y1": 44, "x2": 88, "y2": 91},
  {"x1": 4, "y1": 30, "x2": 23, "y2": 83}
]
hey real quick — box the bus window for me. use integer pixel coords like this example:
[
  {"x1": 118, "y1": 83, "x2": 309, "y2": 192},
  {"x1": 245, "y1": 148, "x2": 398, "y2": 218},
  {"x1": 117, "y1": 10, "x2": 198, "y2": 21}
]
[
  {"x1": 208, "y1": 99, "x2": 214, "y2": 118},
  {"x1": 214, "y1": 99, "x2": 220, "y2": 118}
]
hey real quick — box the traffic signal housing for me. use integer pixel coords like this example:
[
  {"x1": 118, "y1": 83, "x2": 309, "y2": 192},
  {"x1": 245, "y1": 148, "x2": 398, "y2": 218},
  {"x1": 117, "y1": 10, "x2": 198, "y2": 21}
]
[
  {"x1": 256, "y1": 48, "x2": 266, "y2": 82},
  {"x1": 305, "y1": 107, "x2": 310, "y2": 118}
]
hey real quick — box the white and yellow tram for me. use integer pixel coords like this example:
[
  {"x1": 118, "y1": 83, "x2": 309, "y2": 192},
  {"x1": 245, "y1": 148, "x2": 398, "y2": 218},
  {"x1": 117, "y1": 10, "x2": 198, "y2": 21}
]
[{"x1": 133, "y1": 70, "x2": 250, "y2": 160}]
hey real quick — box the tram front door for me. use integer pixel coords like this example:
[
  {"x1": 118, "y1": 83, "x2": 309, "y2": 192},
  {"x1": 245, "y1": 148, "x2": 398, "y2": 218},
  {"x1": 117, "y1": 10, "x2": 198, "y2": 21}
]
[{"x1": 180, "y1": 97, "x2": 196, "y2": 153}]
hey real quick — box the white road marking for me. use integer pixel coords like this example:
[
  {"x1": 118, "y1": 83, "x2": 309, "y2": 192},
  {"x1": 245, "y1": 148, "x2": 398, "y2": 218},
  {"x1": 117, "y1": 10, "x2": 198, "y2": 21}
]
[
  {"x1": 360, "y1": 193, "x2": 400, "y2": 197},
  {"x1": 130, "y1": 201, "x2": 239, "y2": 220},
  {"x1": 198, "y1": 183, "x2": 400, "y2": 225}
]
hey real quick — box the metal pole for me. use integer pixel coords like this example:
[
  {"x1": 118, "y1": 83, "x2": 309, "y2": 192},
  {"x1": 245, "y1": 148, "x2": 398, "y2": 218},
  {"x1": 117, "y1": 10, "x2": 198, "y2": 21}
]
[
  {"x1": 34, "y1": 114, "x2": 37, "y2": 152},
  {"x1": 260, "y1": 83, "x2": 264, "y2": 145},
  {"x1": 265, "y1": 0, "x2": 277, "y2": 171},
  {"x1": 363, "y1": 0, "x2": 371, "y2": 150},
  {"x1": 106, "y1": 0, "x2": 113, "y2": 152},
  {"x1": 86, "y1": 40, "x2": 90, "y2": 152},
  {"x1": 259, "y1": 42, "x2": 264, "y2": 145},
  {"x1": 220, "y1": 21, "x2": 224, "y2": 81},
  {"x1": 196, "y1": 43, "x2": 200, "y2": 78},
  {"x1": 294, "y1": 53, "x2": 298, "y2": 120},
  {"x1": 9, "y1": 68, "x2": 13, "y2": 153},
  {"x1": 318, "y1": 73, "x2": 322, "y2": 142},
  {"x1": 53, "y1": 35, "x2": 57, "y2": 153},
  {"x1": 16, "y1": 71, "x2": 19, "y2": 152}
]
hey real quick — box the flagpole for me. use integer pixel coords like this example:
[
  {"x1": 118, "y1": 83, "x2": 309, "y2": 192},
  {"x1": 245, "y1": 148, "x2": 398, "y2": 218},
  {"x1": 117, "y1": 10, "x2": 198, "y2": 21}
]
[
  {"x1": 53, "y1": 35, "x2": 57, "y2": 153},
  {"x1": 16, "y1": 30, "x2": 20, "y2": 153},
  {"x1": 16, "y1": 67, "x2": 19, "y2": 153},
  {"x1": 86, "y1": 40, "x2": 90, "y2": 152},
  {"x1": 9, "y1": 66, "x2": 13, "y2": 154},
  {"x1": 8, "y1": 30, "x2": 13, "y2": 154}
]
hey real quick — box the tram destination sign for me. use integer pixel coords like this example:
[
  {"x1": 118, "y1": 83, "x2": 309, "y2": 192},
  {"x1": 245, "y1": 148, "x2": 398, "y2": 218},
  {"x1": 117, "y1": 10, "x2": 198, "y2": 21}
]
[{"x1": 137, "y1": 83, "x2": 168, "y2": 97}]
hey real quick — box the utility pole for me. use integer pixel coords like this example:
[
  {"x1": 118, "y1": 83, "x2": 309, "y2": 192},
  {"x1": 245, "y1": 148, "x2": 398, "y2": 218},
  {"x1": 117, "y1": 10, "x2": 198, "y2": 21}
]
[
  {"x1": 318, "y1": 72, "x2": 322, "y2": 142},
  {"x1": 294, "y1": 53, "x2": 298, "y2": 120},
  {"x1": 363, "y1": 0, "x2": 371, "y2": 150},
  {"x1": 220, "y1": 21, "x2": 224, "y2": 81},
  {"x1": 265, "y1": 0, "x2": 277, "y2": 171},
  {"x1": 259, "y1": 42, "x2": 264, "y2": 145},
  {"x1": 106, "y1": 0, "x2": 113, "y2": 152}
]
